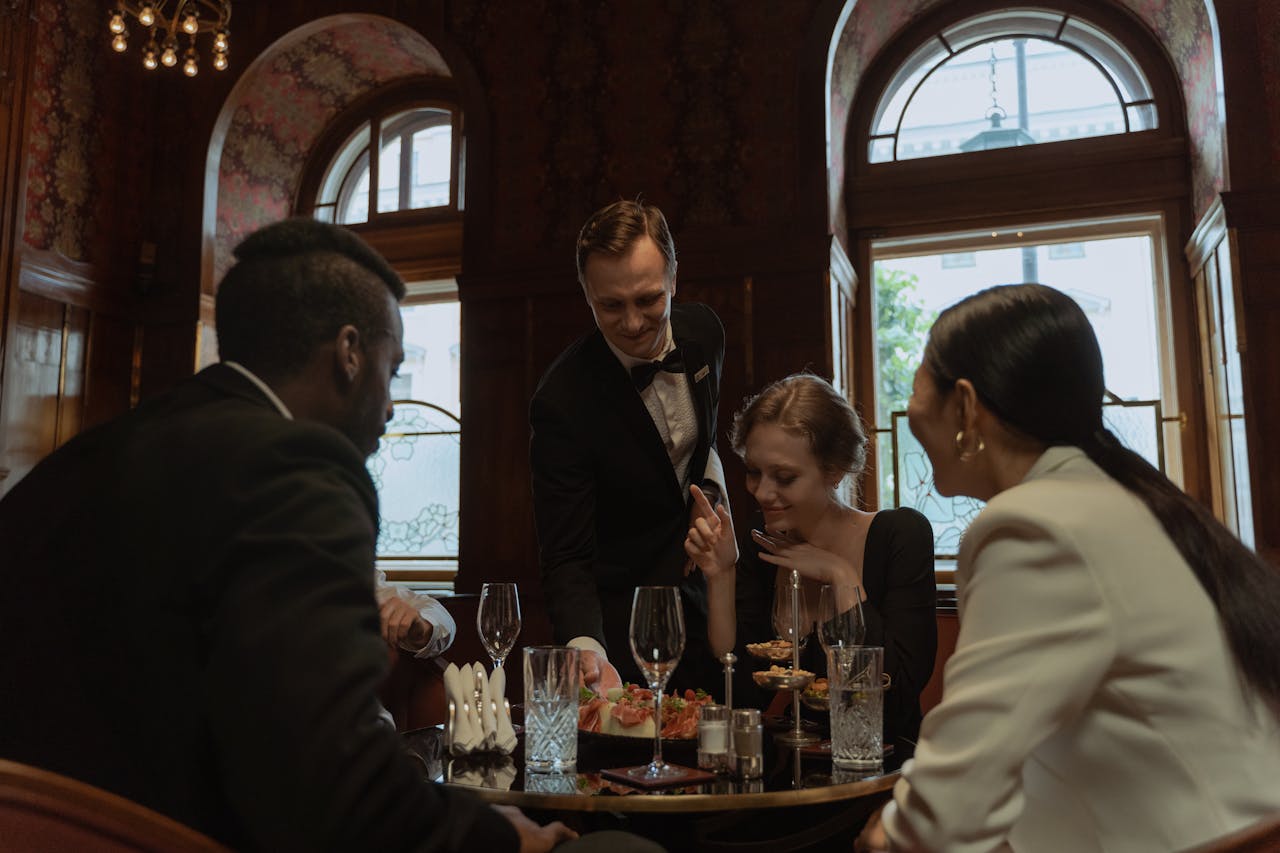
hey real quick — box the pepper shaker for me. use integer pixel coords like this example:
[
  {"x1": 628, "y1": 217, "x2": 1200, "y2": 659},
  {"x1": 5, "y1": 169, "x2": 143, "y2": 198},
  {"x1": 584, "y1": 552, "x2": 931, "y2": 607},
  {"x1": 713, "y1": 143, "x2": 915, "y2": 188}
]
[{"x1": 732, "y1": 708, "x2": 763, "y2": 779}]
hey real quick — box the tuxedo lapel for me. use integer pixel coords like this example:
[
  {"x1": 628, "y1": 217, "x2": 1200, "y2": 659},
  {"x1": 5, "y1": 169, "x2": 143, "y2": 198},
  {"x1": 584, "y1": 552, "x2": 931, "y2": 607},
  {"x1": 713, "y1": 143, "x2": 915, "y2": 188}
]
[
  {"x1": 583, "y1": 332, "x2": 683, "y2": 502},
  {"x1": 672, "y1": 310, "x2": 714, "y2": 493}
]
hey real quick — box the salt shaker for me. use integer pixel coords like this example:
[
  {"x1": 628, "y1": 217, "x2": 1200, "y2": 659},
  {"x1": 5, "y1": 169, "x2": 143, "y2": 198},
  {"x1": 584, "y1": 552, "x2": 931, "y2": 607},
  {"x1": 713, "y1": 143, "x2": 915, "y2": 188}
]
[
  {"x1": 732, "y1": 708, "x2": 763, "y2": 779},
  {"x1": 697, "y1": 704, "x2": 730, "y2": 772}
]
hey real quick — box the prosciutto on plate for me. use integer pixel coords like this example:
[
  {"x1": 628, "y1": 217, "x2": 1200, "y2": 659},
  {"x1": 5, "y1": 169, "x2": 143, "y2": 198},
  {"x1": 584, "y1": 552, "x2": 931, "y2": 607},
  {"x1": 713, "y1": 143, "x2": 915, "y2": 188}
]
[{"x1": 578, "y1": 684, "x2": 713, "y2": 739}]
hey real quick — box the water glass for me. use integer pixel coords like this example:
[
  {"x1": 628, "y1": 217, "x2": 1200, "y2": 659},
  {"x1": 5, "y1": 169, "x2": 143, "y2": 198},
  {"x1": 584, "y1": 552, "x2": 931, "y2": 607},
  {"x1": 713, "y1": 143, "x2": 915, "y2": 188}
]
[
  {"x1": 523, "y1": 646, "x2": 579, "y2": 772},
  {"x1": 827, "y1": 646, "x2": 883, "y2": 770}
]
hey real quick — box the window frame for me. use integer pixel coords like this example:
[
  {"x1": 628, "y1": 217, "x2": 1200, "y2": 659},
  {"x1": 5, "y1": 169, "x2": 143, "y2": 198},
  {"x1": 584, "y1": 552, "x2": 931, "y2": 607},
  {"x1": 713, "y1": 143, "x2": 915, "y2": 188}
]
[
  {"x1": 853, "y1": 0, "x2": 1180, "y2": 177},
  {"x1": 296, "y1": 77, "x2": 465, "y2": 230},
  {"x1": 867, "y1": 10, "x2": 1161, "y2": 164},
  {"x1": 842, "y1": 0, "x2": 1210, "y2": 545},
  {"x1": 296, "y1": 81, "x2": 466, "y2": 589}
]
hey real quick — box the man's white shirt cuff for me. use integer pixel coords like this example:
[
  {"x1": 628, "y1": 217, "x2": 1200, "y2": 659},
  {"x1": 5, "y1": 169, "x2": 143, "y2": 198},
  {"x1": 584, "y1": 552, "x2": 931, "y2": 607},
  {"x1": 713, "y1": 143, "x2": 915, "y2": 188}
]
[{"x1": 568, "y1": 636, "x2": 608, "y2": 659}]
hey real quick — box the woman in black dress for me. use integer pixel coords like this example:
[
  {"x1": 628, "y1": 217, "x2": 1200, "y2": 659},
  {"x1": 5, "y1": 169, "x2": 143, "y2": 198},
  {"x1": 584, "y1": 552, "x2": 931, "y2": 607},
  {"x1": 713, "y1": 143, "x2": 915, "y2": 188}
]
[{"x1": 688, "y1": 373, "x2": 937, "y2": 753}]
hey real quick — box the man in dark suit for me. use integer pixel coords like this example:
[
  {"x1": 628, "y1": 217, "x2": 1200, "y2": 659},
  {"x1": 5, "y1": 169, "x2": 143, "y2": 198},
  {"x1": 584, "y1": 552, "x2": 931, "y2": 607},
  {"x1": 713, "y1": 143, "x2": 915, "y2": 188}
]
[
  {"x1": 0, "y1": 219, "x2": 585, "y2": 852},
  {"x1": 530, "y1": 200, "x2": 735, "y2": 693}
]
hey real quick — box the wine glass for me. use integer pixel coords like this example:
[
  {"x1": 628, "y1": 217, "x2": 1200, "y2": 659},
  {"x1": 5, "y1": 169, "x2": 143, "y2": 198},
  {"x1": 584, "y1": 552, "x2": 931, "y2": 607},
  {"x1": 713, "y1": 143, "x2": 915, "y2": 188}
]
[
  {"x1": 772, "y1": 572, "x2": 814, "y2": 651},
  {"x1": 628, "y1": 586, "x2": 687, "y2": 780},
  {"x1": 477, "y1": 582, "x2": 521, "y2": 669},
  {"x1": 817, "y1": 583, "x2": 866, "y2": 654}
]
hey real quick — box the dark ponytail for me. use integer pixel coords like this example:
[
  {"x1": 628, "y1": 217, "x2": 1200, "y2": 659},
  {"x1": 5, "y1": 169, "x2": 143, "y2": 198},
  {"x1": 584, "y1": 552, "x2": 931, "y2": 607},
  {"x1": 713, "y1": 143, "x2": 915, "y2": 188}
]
[{"x1": 926, "y1": 284, "x2": 1280, "y2": 710}]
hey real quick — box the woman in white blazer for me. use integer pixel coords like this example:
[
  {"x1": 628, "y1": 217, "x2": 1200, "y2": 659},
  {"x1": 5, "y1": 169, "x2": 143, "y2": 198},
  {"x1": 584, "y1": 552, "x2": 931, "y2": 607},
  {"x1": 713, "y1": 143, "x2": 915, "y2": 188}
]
[{"x1": 867, "y1": 283, "x2": 1280, "y2": 852}]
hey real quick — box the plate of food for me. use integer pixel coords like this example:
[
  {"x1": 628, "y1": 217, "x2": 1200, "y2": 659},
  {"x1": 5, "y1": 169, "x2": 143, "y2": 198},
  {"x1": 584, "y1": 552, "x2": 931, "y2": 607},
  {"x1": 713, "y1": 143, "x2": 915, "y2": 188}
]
[
  {"x1": 800, "y1": 677, "x2": 829, "y2": 711},
  {"x1": 746, "y1": 639, "x2": 796, "y2": 663},
  {"x1": 752, "y1": 665, "x2": 814, "y2": 691},
  {"x1": 577, "y1": 684, "x2": 714, "y2": 741}
]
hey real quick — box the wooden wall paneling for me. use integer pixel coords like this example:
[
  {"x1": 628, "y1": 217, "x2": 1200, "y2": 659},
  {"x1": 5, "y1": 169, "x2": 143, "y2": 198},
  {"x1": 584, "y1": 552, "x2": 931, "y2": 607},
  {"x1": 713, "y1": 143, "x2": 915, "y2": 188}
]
[
  {"x1": 748, "y1": 269, "x2": 830, "y2": 389},
  {"x1": 0, "y1": 0, "x2": 36, "y2": 493},
  {"x1": 54, "y1": 304, "x2": 88, "y2": 448},
  {"x1": 1226, "y1": 202, "x2": 1280, "y2": 563},
  {"x1": 0, "y1": 290, "x2": 62, "y2": 494},
  {"x1": 456, "y1": 292, "x2": 541, "y2": 596},
  {"x1": 82, "y1": 311, "x2": 135, "y2": 432},
  {"x1": 136, "y1": 321, "x2": 196, "y2": 405}
]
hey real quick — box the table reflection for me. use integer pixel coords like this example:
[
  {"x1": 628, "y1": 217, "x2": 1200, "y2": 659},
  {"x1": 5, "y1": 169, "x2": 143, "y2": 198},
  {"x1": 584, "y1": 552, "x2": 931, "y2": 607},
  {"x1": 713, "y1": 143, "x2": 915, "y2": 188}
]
[{"x1": 403, "y1": 725, "x2": 899, "y2": 810}]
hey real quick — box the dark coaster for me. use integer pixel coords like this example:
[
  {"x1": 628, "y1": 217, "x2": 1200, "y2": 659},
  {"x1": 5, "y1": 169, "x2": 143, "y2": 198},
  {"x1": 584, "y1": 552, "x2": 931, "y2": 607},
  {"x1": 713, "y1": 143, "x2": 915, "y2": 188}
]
[
  {"x1": 600, "y1": 763, "x2": 716, "y2": 789},
  {"x1": 799, "y1": 740, "x2": 832, "y2": 757}
]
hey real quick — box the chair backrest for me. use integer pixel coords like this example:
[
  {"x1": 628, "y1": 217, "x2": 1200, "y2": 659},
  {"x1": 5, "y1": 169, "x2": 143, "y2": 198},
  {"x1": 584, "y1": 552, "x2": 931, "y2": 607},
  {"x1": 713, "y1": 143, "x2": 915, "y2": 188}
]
[
  {"x1": 1180, "y1": 814, "x2": 1280, "y2": 853},
  {"x1": 0, "y1": 760, "x2": 229, "y2": 853}
]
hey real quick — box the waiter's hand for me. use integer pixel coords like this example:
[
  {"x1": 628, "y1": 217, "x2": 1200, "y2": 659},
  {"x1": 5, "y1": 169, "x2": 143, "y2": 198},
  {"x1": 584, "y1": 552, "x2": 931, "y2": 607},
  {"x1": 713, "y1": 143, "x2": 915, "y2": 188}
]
[{"x1": 579, "y1": 649, "x2": 622, "y2": 694}]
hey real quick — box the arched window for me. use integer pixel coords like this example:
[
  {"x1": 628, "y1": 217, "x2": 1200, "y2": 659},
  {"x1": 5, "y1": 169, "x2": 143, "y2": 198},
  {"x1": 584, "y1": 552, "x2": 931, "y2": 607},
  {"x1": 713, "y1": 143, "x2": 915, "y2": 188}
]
[
  {"x1": 868, "y1": 10, "x2": 1159, "y2": 164},
  {"x1": 299, "y1": 80, "x2": 465, "y2": 587},
  {"x1": 841, "y1": 3, "x2": 1203, "y2": 567},
  {"x1": 314, "y1": 106, "x2": 458, "y2": 224}
]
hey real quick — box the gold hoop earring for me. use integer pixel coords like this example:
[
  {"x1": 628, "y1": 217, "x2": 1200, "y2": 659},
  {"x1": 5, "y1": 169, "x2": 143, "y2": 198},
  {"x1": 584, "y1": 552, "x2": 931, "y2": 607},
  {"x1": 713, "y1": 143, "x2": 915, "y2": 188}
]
[{"x1": 955, "y1": 430, "x2": 985, "y2": 463}]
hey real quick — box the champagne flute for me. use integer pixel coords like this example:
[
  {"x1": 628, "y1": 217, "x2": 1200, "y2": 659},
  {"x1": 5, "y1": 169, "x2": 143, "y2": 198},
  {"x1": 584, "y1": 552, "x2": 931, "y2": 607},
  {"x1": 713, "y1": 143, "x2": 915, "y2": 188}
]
[
  {"x1": 477, "y1": 582, "x2": 521, "y2": 669},
  {"x1": 818, "y1": 583, "x2": 866, "y2": 654},
  {"x1": 628, "y1": 586, "x2": 686, "y2": 780}
]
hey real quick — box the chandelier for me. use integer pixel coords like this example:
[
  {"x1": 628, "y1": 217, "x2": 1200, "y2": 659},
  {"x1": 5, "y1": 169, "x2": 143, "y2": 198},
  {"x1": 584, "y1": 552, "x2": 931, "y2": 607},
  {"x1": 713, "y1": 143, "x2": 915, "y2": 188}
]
[{"x1": 108, "y1": 1, "x2": 232, "y2": 77}]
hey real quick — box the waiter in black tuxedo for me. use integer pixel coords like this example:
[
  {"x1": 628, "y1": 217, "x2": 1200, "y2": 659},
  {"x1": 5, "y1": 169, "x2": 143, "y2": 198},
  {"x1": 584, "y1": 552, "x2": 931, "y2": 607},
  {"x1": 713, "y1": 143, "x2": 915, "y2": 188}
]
[{"x1": 530, "y1": 200, "x2": 735, "y2": 694}]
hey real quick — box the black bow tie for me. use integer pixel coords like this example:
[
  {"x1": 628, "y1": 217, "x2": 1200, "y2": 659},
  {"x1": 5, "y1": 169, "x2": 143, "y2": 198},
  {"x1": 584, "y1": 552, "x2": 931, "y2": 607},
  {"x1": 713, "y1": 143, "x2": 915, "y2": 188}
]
[{"x1": 631, "y1": 348, "x2": 685, "y2": 390}]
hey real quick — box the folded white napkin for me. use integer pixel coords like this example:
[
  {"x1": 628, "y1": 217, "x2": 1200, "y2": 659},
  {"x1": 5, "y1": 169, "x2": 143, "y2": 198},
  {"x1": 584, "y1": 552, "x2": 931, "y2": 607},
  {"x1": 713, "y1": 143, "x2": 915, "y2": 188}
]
[
  {"x1": 444, "y1": 661, "x2": 517, "y2": 756},
  {"x1": 443, "y1": 663, "x2": 481, "y2": 753},
  {"x1": 489, "y1": 667, "x2": 518, "y2": 753},
  {"x1": 475, "y1": 663, "x2": 497, "y2": 750}
]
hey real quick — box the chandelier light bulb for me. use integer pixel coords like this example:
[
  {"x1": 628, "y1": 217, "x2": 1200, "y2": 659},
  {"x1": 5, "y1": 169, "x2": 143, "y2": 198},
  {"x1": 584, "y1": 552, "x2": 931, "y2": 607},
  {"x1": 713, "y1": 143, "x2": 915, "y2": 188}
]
[
  {"x1": 138, "y1": 4, "x2": 156, "y2": 27},
  {"x1": 182, "y1": 13, "x2": 199, "y2": 35},
  {"x1": 183, "y1": 49, "x2": 199, "y2": 77},
  {"x1": 109, "y1": 12, "x2": 126, "y2": 34},
  {"x1": 212, "y1": 52, "x2": 228, "y2": 71},
  {"x1": 161, "y1": 44, "x2": 178, "y2": 67},
  {"x1": 213, "y1": 31, "x2": 228, "y2": 52},
  {"x1": 143, "y1": 50, "x2": 158, "y2": 70},
  {"x1": 112, "y1": 33, "x2": 129, "y2": 53}
]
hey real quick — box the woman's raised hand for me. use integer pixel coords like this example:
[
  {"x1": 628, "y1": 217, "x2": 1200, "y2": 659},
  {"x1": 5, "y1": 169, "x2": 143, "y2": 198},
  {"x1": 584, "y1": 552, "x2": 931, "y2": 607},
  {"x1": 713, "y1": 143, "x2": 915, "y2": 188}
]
[
  {"x1": 750, "y1": 528, "x2": 859, "y2": 588},
  {"x1": 684, "y1": 483, "x2": 738, "y2": 578}
]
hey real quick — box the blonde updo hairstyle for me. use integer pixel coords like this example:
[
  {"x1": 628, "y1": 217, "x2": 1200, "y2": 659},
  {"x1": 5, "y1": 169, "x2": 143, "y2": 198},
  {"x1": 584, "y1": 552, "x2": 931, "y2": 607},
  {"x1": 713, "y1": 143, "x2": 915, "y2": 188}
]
[{"x1": 730, "y1": 373, "x2": 869, "y2": 501}]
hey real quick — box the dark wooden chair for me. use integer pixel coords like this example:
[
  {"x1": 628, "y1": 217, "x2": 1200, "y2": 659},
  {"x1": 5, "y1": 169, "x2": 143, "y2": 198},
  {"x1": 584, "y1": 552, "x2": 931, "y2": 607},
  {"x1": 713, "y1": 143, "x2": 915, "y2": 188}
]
[
  {"x1": 0, "y1": 759, "x2": 229, "y2": 852},
  {"x1": 380, "y1": 647, "x2": 449, "y2": 731},
  {"x1": 1180, "y1": 814, "x2": 1280, "y2": 852}
]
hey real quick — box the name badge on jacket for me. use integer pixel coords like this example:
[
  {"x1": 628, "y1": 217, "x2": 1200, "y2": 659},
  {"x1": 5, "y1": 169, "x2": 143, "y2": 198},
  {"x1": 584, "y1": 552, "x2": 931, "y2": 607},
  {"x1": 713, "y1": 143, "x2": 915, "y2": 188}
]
[{"x1": 694, "y1": 365, "x2": 709, "y2": 383}]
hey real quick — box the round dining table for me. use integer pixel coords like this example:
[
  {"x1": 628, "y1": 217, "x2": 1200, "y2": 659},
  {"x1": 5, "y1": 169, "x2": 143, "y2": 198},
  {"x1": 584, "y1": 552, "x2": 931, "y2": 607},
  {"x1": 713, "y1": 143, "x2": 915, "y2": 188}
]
[{"x1": 404, "y1": 719, "x2": 902, "y2": 852}]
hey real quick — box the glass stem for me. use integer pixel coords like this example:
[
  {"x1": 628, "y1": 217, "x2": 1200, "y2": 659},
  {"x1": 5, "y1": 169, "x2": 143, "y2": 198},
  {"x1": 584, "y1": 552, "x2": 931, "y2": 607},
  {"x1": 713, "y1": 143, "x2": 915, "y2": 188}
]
[
  {"x1": 651, "y1": 682, "x2": 663, "y2": 771},
  {"x1": 791, "y1": 570, "x2": 803, "y2": 739}
]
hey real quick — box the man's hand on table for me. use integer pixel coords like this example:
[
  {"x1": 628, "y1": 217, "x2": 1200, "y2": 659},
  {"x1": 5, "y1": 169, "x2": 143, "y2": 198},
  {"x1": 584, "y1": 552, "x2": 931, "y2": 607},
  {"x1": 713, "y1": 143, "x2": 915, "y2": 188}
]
[
  {"x1": 579, "y1": 649, "x2": 622, "y2": 694},
  {"x1": 379, "y1": 596, "x2": 432, "y2": 650},
  {"x1": 494, "y1": 804, "x2": 578, "y2": 852}
]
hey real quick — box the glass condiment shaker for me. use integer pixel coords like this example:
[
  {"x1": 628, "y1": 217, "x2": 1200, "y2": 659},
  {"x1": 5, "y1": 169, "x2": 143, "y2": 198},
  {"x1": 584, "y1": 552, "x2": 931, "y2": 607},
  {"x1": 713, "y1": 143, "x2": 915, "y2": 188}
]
[
  {"x1": 732, "y1": 708, "x2": 763, "y2": 779},
  {"x1": 697, "y1": 704, "x2": 730, "y2": 772}
]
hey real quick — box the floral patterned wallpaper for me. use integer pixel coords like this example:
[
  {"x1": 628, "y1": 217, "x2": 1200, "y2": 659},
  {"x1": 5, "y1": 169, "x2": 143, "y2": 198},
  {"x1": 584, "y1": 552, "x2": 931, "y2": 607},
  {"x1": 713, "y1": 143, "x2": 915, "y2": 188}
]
[
  {"x1": 213, "y1": 18, "x2": 451, "y2": 282},
  {"x1": 828, "y1": 0, "x2": 1225, "y2": 236},
  {"x1": 1260, "y1": 0, "x2": 1280, "y2": 171},
  {"x1": 23, "y1": 0, "x2": 101, "y2": 261}
]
